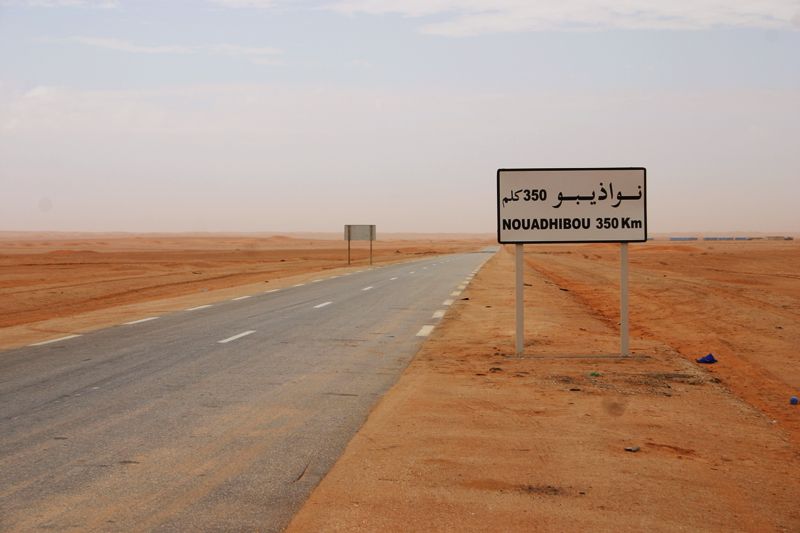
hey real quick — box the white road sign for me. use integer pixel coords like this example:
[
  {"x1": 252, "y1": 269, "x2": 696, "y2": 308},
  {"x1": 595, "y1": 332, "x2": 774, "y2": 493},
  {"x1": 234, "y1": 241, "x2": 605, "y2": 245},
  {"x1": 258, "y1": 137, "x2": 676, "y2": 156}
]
[
  {"x1": 497, "y1": 168, "x2": 647, "y2": 243},
  {"x1": 344, "y1": 225, "x2": 376, "y2": 241}
]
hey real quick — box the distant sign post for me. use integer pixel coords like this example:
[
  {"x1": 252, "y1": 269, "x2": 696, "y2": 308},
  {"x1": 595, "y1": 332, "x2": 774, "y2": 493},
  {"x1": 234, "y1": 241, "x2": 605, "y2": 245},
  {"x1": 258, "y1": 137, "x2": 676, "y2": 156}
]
[
  {"x1": 497, "y1": 168, "x2": 647, "y2": 356},
  {"x1": 344, "y1": 224, "x2": 377, "y2": 266}
]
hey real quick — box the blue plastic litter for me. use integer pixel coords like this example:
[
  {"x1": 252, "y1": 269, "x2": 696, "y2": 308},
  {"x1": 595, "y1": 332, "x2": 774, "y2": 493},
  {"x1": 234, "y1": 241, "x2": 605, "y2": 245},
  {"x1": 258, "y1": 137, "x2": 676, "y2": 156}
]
[{"x1": 696, "y1": 353, "x2": 717, "y2": 364}]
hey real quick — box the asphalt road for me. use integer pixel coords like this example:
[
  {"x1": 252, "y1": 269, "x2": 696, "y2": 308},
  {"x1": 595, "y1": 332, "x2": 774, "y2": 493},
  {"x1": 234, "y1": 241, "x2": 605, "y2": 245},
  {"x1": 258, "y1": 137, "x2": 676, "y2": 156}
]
[{"x1": 0, "y1": 250, "x2": 494, "y2": 532}]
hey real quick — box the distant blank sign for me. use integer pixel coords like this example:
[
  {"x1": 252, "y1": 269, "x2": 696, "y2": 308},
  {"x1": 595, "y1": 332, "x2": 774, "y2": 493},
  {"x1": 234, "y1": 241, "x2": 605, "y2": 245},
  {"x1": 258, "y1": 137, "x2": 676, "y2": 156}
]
[
  {"x1": 344, "y1": 225, "x2": 376, "y2": 241},
  {"x1": 497, "y1": 167, "x2": 647, "y2": 244}
]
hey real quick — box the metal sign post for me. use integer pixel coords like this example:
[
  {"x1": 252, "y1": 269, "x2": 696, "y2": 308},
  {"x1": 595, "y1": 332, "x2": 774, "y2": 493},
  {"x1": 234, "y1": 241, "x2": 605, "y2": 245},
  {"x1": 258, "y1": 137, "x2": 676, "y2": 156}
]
[
  {"x1": 497, "y1": 167, "x2": 646, "y2": 356},
  {"x1": 620, "y1": 242, "x2": 629, "y2": 356},
  {"x1": 515, "y1": 243, "x2": 524, "y2": 356}
]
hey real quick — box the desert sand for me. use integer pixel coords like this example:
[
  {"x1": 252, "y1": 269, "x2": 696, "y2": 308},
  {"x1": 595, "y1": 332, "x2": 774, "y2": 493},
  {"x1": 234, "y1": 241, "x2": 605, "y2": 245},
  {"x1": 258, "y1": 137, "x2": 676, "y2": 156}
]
[{"x1": 288, "y1": 240, "x2": 799, "y2": 532}]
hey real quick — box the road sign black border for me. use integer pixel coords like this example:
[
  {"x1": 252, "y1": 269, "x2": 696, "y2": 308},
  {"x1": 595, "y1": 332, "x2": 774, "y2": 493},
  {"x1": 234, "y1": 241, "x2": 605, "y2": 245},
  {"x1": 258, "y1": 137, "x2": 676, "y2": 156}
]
[{"x1": 496, "y1": 167, "x2": 647, "y2": 244}]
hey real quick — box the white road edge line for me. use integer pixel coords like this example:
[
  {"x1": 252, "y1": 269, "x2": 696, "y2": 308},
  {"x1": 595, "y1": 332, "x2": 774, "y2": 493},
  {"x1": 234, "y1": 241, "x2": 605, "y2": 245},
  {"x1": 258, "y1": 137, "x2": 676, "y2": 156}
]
[
  {"x1": 293, "y1": 283, "x2": 305, "y2": 287},
  {"x1": 312, "y1": 279, "x2": 323, "y2": 283},
  {"x1": 432, "y1": 310, "x2": 445, "y2": 319},
  {"x1": 218, "y1": 330, "x2": 256, "y2": 344},
  {"x1": 451, "y1": 291, "x2": 462, "y2": 296},
  {"x1": 30, "y1": 334, "x2": 82, "y2": 347},
  {"x1": 265, "y1": 289, "x2": 280, "y2": 293},
  {"x1": 186, "y1": 305, "x2": 213, "y2": 311},
  {"x1": 416, "y1": 325, "x2": 435, "y2": 337},
  {"x1": 314, "y1": 301, "x2": 333, "y2": 309},
  {"x1": 362, "y1": 286, "x2": 374, "y2": 291},
  {"x1": 458, "y1": 284, "x2": 467, "y2": 290},
  {"x1": 125, "y1": 317, "x2": 160, "y2": 325},
  {"x1": 443, "y1": 299, "x2": 454, "y2": 306},
  {"x1": 390, "y1": 277, "x2": 398, "y2": 281},
  {"x1": 409, "y1": 271, "x2": 416, "y2": 274},
  {"x1": 232, "y1": 295, "x2": 252, "y2": 301}
]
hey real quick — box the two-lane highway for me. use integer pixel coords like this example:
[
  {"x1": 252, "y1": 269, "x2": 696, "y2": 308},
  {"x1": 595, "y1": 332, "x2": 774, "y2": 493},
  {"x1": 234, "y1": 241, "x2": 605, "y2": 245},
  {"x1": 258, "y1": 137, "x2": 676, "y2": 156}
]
[{"x1": 0, "y1": 250, "x2": 494, "y2": 532}]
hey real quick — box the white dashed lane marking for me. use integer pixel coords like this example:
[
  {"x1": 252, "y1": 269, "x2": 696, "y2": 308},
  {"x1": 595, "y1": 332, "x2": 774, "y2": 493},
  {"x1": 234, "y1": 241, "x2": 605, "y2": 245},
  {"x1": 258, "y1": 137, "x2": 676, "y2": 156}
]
[
  {"x1": 416, "y1": 325, "x2": 435, "y2": 337},
  {"x1": 124, "y1": 317, "x2": 160, "y2": 325},
  {"x1": 29, "y1": 334, "x2": 82, "y2": 347},
  {"x1": 218, "y1": 330, "x2": 256, "y2": 344},
  {"x1": 25, "y1": 257, "x2": 485, "y2": 349}
]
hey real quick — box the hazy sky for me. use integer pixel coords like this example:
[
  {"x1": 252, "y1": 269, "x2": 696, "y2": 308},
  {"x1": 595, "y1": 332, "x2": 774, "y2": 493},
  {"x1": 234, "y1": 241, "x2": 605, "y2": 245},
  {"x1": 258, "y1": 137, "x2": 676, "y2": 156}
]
[{"x1": 1, "y1": 1, "x2": 799, "y2": 233}]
